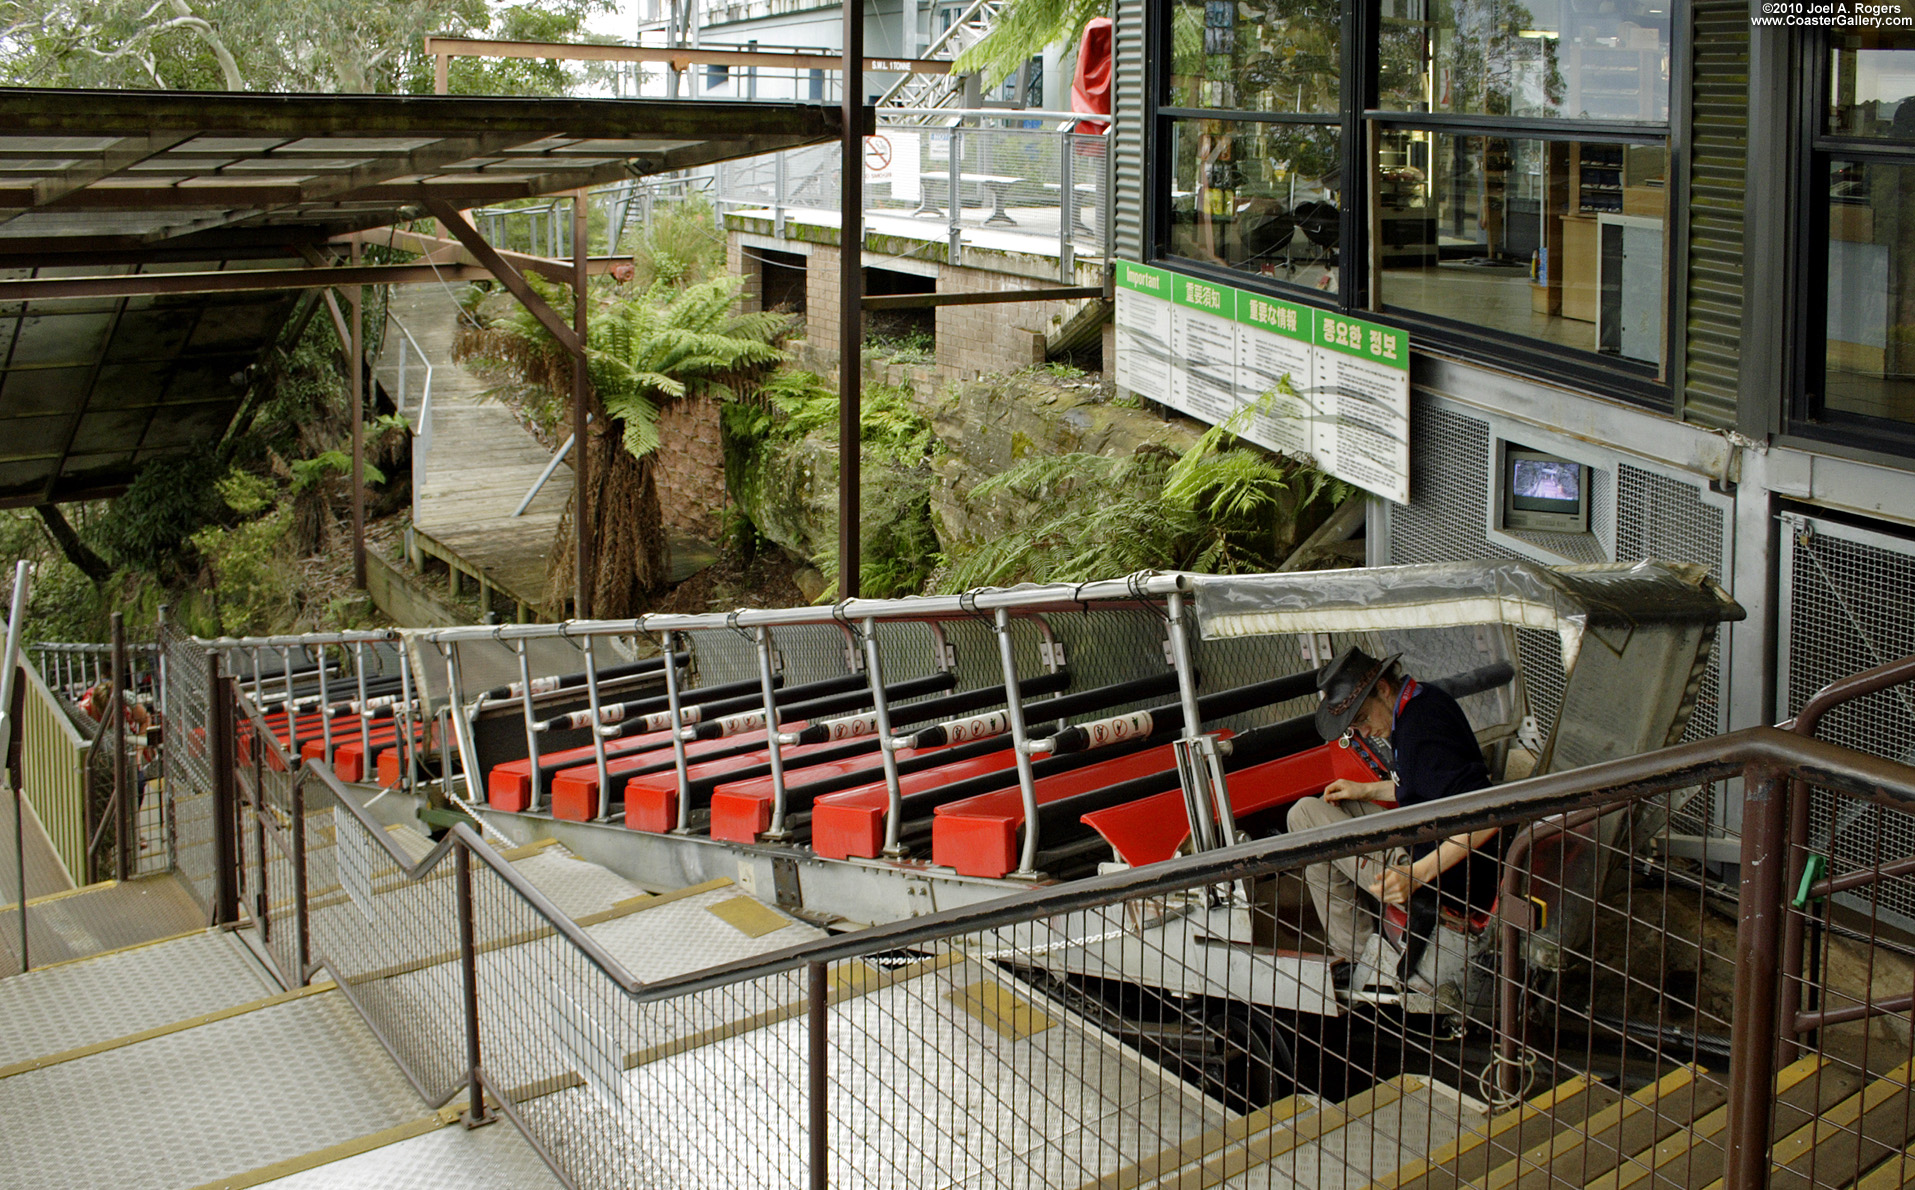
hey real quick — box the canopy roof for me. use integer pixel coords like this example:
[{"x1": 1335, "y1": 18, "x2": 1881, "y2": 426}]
[
  {"x1": 1190, "y1": 560, "x2": 1745, "y2": 672},
  {"x1": 0, "y1": 88, "x2": 846, "y2": 507}
]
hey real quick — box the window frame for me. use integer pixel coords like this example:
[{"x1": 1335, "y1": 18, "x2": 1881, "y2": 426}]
[
  {"x1": 1790, "y1": 31, "x2": 1915, "y2": 457},
  {"x1": 1143, "y1": 0, "x2": 1681, "y2": 410}
]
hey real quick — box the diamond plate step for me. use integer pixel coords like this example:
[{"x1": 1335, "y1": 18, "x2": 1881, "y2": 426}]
[
  {"x1": 248, "y1": 1113, "x2": 564, "y2": 1190},
  {"x1": 1228, "y1": 1081, "x2": 1488, "y2": 1190},
  {"x1": 0, "y1": 991, "x2": 421, "y2": 1190},
  {"x1": 0, "y1": 929, "x2": 277, "y2": 1070}
]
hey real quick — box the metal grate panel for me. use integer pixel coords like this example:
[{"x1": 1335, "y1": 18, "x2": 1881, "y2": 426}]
[
  {"x1": 1618, "y1": 462, "x2": 1727, "y2": 740},
  {"x1": 1781, "y1": 514, "x2": 1915, "y2": 930}
]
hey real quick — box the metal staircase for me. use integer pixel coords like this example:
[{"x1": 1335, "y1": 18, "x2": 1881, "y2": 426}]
[{"x1": 877, "y1": 0, "x2": 1007, "y2": 122}]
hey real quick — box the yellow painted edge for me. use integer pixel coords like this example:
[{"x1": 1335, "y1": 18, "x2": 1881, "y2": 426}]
[
  {"x1": 1590, "y1": 1055, "x2": 1826, "y2": 1190},
  {"x1": 0, "y1": 877, "x2": 111, "y2": 912},
  {"x1": 27, "y1": 926, "x2": 208, "y2": 973},
  {"x1": 1366, "y1": 1074, "x2": 1599, "y2": 1190},
  {"x1": 1482, "y1": 1065, "x2": 1702, "y2": 1190},
  {"x1": 706, "y1": 894, "x2": 793, "y2": 939},
  {"x1": 1178, "y1": 1077, "x2": 1420, "y2": 1190},
  {"x1": 184, "y1": 1105, "x2": 462, "y2": 1190},
  {"x1": 1767, "y1": 1055, "x2": 1915, "y2": 1169},
  {"x1": 1075, "y1": 1095, "x2": 1313, "y2": 1190},
  {"x1": 1853, "y1": 1136, "x2": 1915, "y2": 1190},
  {"x1": 497, "y1": 836, "x2": 560, "y2": 863},
  {"x1": 615, "y1": 875, "x2": 735, "y2": 914},
  {"x1": 0, "y1": 981, "x2": 337, "y2": 1081}
]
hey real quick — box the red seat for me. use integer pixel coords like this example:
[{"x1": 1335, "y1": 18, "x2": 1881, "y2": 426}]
[
  {"x1": 930, "y1": 741, "x2": 1195, "y2": 878},
  {"x1": 808, "y1": 750, "x2": 1024, "y2": 859},
  {"x1": 1080, "y1": 740, "x2": 1377, "y2": 867},
  {"x1": 706, "y1": 740, "x2": 952, "y2": 845},
  {"x1": 618, "y1": 728, "x2": 892, "y2": 832},
  {"x1": 486, "y1": 725, "x2": 684, "y2": 812}
]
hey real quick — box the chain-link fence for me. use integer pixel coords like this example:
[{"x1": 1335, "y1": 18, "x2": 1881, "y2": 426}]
[{"x1": 160, "y1": 621, "x2": 217, "y2": 916}]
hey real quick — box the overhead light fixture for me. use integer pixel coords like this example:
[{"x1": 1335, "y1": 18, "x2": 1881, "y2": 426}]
[{"x1": 1517, "y1": 29, "x2": 1560, "y2": 37}]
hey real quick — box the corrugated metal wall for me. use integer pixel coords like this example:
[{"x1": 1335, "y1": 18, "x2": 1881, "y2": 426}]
[
  {"x1": 1111, "y1": 0, "x2": 1148, "y2": 261},
  {"x1": 18, "y1": 662, "x2": 86, "y2": 884},
  {"x1": 1681, "y1": 0, "x2": 1748, "y2": 431}
]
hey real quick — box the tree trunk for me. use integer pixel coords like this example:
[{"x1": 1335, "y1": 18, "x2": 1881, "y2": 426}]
[
  {"x1": 547, "y1": 412, "x2": 669, "y2": 617},
  {"x1": 35, "y1": 504, "x2": 114, "y2": 583}
]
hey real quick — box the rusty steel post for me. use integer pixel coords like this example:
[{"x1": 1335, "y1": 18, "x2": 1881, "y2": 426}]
[
  {"x1": 809, "y1": 959, "x2": 828, "y2": 1190},
  {"x1": 291, "y1": 773, "x2": 312, "y2": 981},
  {"x1": 208, "y1": 659, "x2": 241, "y2": 926},
  {"x1": 836, "y1": 0, "x2": 865, "y2": 600},
  {"x1": 572, "y1": 188, "x2": 593, "y2": 619},
  {"x1": 1724, "y1": 761, "x2": 1789, "y2": 1190},
  {"x1": 110, "y1": 613, "x2": 129, "y2": 881},
  {"x1": 456, "y1": 842, "x2": 489, "y2": 1124},
  {"x1": 349, "y1": 241, "x2": 367, "y2": 591}
]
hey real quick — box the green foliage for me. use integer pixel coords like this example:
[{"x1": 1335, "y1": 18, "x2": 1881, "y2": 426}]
[
  {"x1": 289, "y1": 450, "x2": 386, "y2": 493},
  {"x1": 939, "y1": 379, "x2": 1353, "y2": 588},
  {"x1": 865, "y1": 326, "x2": 934, "y2": 366},
  {"x1": 188, "y1": 467, "x2": 293, "y2": 637},
  {"x1": 726, "y1": 370, "x2": 944, "y2": 601},
  {"x1": 588, "y1": 276, "x2": 788, "y2": 458},
  {"x1": 85, "y1": 447, "x2": 228, "y2": 580},
  {"x1": 624, "y1": 198, "x2": 726, "y2": 291},
  {"x1": 0, "y1": 1, "x2": 611, "y2": 94},
  {"x1": 952, "y1": 0, "x2": 1109, "y2": 86},
  {"x1": 939, "y1": 448, "x2": 1224, "y2": 590}
]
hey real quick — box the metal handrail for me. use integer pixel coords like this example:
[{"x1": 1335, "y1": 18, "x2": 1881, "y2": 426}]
[
  {"x1": 1777, "y1": 652, "x2": 1915, "y2": 1063},
  {"x1": 314, "y1": 724, "x2": 1912, "y2": 1002}
]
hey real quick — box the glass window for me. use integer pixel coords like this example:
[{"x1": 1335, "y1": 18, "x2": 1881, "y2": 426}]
[
  {"x1": 1377, "y1": 0, "x2": 1671, "y2": 123},
  {"x1": 1158, "y1": 118, "x2": 1343, "y2": 292},
  {"x1": 1166, "y1": 0, "x2": 1342, "y2": 114},
  {"x1": 1824, "y1": 158, "x2": 1915, "y2": 426},
  {"x1": 1829, "y1": 30, "x2": 1915, "y2": 139},
  {"x1": 1375, "y1": 131, "x2": 1667, "y2": 363}
]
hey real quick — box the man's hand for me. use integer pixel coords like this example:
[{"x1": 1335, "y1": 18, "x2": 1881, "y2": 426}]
[
  {"x1": 1369, "y1": 865, "x2": 1414, "y2": 905},
  {"x1": 1324, "y1": 778, "x2": 1391, "y2": 803}
]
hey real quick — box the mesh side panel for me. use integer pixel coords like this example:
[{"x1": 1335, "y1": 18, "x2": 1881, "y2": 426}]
[
  {"x1": 161, "y1": 624, "x2": 216, "y2": 916},
  {"x1": 685, "y1": 624, "x2": 852, "y2": 691},
  {"x1": 1785, "y1": 521, "x2": 1915, "y2": 930}
]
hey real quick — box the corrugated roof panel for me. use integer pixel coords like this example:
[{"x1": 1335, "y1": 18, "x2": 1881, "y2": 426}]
[{"x1": 1681, "y1": 0, "x2": 1747, "y2": 432}]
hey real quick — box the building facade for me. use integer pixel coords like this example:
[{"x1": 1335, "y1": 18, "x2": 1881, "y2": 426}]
[{"x1": 1106, "y1": 1, "x2": 1915, "y2": 805}]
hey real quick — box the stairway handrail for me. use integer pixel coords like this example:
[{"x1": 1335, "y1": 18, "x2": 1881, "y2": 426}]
[{"x1": 305, "y1": 723, "x2": 1912, "y2": 1004}]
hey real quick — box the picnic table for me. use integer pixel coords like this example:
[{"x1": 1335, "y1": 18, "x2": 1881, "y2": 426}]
[{"x1": 912, "y1": 173, "x2": 1024, "y2": 227}]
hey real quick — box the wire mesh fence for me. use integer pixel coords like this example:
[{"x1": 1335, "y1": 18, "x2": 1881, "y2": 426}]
[
  {"x1": 203, "y1": 712, "x2": 1915, "y2": 1190},
  {"x1": 160, "y1": 622, "x2": 216, "y2": 915}
]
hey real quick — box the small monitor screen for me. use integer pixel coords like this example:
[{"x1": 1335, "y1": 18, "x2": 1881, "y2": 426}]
[{"x1": 1510, "y1": 457, "x2": 1583, "y2": 513}]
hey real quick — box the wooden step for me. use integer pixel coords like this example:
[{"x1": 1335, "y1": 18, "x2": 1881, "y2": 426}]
[
  {"x1": 1693, "y1": 1057, "x2": 1915, "y2": 1190},
  {"x1": 1852, "y1": 1137, "x2": 1915, "y2": 1190},
  {"x1": 1585, "y1": 1054, "x2": 1862, "y2": 1190},
  {"x1": 1478, "y1": 1065, "x2": 1727, "y2": 1190},
  {"x1": 1365, "y1": 1074, "x2": 1620, "y2": 1190}
]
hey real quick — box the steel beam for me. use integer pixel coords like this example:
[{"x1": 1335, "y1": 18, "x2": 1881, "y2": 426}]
[
  {"x1": 572, "y1": 191, "x2": 593, "y2": 619},
  {"x1": 422, "y1": 33, "x2": 952, "y2": 74},
  {"x1": 859, "y1": 286, "x2": 1102, "y2": 311},
  {"x1": 838, "y1": 0, "x2": 868, "y2": 601},
  {"x1": 426, "y1": 201, "x2": 583, "y2": 356},
  {"x1": 328, "y1": 229, "x2": 630, "y2": 285}
]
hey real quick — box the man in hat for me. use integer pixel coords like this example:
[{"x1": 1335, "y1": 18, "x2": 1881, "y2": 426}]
[{"x1": 1286, "y1": 645, "x2": 1501, "y2": 978}]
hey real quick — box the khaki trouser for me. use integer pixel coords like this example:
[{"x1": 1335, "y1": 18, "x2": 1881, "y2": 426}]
[{"x1": 1286, "y1": 796, "x2": 1412, "y2": 963}]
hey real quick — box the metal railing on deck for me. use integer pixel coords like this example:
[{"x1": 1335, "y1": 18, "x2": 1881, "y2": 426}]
[
  {"x1": 194, "y1": 616, "x2": 1915, "y2": 1190},
  {"x1": 713, "y1": 117, "x2": 1113, "y2": 277}
]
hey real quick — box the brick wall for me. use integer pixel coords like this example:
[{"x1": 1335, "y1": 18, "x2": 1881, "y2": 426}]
[
  {"x1": 803, "y1": 243, "x2": 854, "y2": 365},
  {"x1": 934, "y1": 267, "x2": 1075, "y2": 379},
  {"x1": 729, "y1": 238, "x2": 763, "y2": 314},
  {"x1": 653, "y1": 389, "x2": 727, "y2": 538}
]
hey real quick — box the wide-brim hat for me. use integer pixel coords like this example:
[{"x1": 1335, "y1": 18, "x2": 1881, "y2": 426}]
[{"x1": 1314, "y1": 645, "x2": 1402, "y2": 741}]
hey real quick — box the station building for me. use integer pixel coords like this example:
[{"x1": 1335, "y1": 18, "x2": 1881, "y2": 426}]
[{"x1": 1084, "y1": 3, "x2": 1915, "y2": 791}]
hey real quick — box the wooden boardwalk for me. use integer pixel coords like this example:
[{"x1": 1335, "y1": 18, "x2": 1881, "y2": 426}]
[{"x1": 379, "y1": 283, "x2": 572, "y2": 618}]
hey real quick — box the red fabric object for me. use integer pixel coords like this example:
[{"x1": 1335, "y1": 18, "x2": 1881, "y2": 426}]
[{"x1": 1070, "y1": 17, "x2": 1113, "y2": 134}]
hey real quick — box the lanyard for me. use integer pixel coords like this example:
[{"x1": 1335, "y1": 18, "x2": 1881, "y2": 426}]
[{"x1": 1391, "y1": 675, "x2": 1421, "y2": 732}]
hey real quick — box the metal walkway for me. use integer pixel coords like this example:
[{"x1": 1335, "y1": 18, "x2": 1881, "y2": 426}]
[{"x1": 385, "y1": 282, "x2": 574, "y2": 617}]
